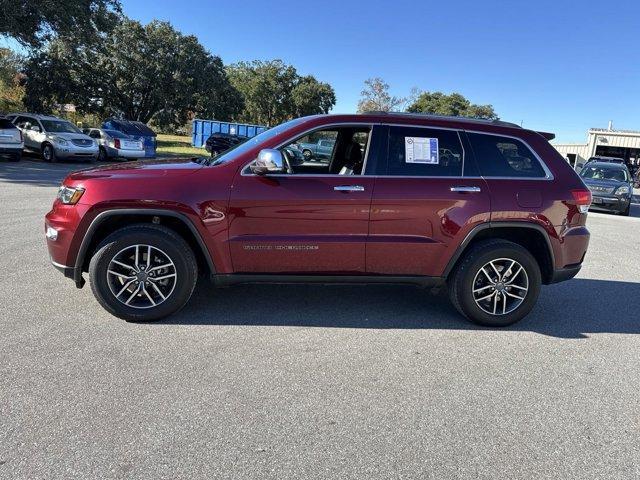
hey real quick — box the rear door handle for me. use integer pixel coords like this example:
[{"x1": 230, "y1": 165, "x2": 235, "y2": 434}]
[
  {"x1": 450, "y1": 186, "x2": 481, "y2": 193},
  {"x1": 334, "y1": 185, "x2": 365, "y2": 192}
]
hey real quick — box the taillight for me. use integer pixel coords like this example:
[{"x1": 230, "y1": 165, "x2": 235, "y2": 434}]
[
  {"x1": 114, "y1": 138, "x2": 121, "y2": 149},
  {"x1": 572, "y1": 189, "x2": 592, "y2": 214}
]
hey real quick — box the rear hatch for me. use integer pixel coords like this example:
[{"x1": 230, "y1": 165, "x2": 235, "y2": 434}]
[{"x1": 0, "y1": 119, "x2": 21, "y2": 145}]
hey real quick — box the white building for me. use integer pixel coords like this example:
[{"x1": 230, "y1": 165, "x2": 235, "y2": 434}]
[{"x1": 553, "y1": 124, "x2": 640, "y2": 170}]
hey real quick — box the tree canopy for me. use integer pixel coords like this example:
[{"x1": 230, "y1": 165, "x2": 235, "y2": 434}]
[
  {"x1": 0, "y1": 0, "x2": 121, "y2": 47},
  {"x1": 227, "y1": 60, "x2": 336, "y2": 126},
  {"x1": 357, "y1": 77, "x2": 405, "y2": 113},
  {"x1": 0, "y1": 49, "x2": 26, "y2": 112},
  {"x1": 407, "y1": 91, "x2": 498, "y2": 119},
  {"x1": 24, "y1": 19, "x2": 242, "y2": 127}
]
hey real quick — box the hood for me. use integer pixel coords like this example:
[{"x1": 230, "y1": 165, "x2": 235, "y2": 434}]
[
  {"x1": 66, "y1": 157, "x2": 206, "y2": 182},
  {"x1": 47, "y1": 132, "x2": 93, "y2": 141}
]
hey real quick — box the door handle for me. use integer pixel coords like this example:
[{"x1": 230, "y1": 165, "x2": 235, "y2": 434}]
[
  {"x1": 450, "y1": 186, "x2": 481, "y2": 193},
  {"x1": 334, "y1": 185, "x2": 365, "y2": 192}
]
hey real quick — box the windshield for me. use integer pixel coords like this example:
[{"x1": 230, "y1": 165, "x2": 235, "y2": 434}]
[
  {"x1": 41, "y1": 120, "x2": 82, "y2": 134},
  {"x1": 581, "y1": 166, "x2": 629, "y2": 182},
  {"x1": 209, "y1": 118, "x2": 308, "y2": 166}
]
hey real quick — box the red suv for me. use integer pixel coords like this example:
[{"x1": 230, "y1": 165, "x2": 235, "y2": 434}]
[{"x1": 45, "y1": 113, "x2": 591, "y2": 326}]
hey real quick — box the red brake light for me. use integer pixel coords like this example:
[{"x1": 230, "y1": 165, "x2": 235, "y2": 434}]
[
  {"x1": 572, "y1": 189, "x2": 592, "y2": 213},
  {"x1": 114, "y1": 138, "x2": 121, "y2": 149}
]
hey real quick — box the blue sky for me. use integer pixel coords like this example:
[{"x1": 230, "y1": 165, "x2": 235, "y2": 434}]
[{"x1": 124, "y1": 0, "x2": 637, "y2": 142}]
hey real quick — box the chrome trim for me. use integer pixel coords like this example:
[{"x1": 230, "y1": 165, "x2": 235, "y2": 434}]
[
  {"x1": 450, "y1": 186, "x2": 481, "y2": 193},
  {"x1": 334, "y1": 185, "x2": 365, "y2": 192},
  {"x1": 51, "y1": 259, "x2": 70, "y2": 269}
]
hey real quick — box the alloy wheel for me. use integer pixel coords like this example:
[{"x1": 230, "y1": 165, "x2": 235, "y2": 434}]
[
  {"x1": 472, "y1": 258, "x2": 529, "y2": 316},
  {"x1": 106, "y1": 244, "x2": 177, "y2": 309}
]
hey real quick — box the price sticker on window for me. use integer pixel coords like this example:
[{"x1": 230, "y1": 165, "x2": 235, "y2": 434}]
[{"x1": 405, "y1": 137, "x2": 439, "y2": 164}]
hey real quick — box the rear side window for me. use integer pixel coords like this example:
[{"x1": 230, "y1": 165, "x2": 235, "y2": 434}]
[
  {"x1": 467, "y1": 133, "x2": 546, "y2": 178},
  {"x1": 0, "y1": 119, "x2": 15, "y2": 129},
  {"x1": 386, "y1": 126, "x2": 463, "y2": 176}
]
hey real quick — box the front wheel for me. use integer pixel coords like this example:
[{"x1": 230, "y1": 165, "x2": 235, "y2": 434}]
[
  {"x1": 89, "y1": 224, "x2": 198, "y2": 322},
  {"x1": 448, "y1": 239, "x2": 541, "y2": 327},
  {"x1": 42, "y1": 143, "x2": 56, "y2": 163}
]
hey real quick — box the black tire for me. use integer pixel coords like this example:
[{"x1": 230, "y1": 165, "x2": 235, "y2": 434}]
[
  {"x1": 97, "y1": 147, "x2": 108, "y2": 162},
  {"x1": 448, "y1": 239, "x2": 541, "y2": 327},
  {"x1": 302, "y1": 149, "x2": 313, "y2": 161},
  {"x1": 42, "y1": 143, "x2": 56, "y2": 163},
  {"x1": 89, "y1": 224, "x2": 198, "y2": 322}
]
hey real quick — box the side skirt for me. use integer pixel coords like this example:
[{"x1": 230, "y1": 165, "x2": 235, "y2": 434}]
[{"x1": 212, "y1": 274, "x2": 445, "y2": 288}]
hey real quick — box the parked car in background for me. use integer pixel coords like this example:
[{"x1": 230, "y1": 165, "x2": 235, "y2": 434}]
[
  {"x1": 12, "y1": 114, "x2": 97, "y2": 162},
  {"x1": 580, "y1": 161, "x2": 633, "y2": 215},
  {"x1": 102, "y1": 119, "x2": 156, "y2": 158},
  {"x1": 83, "y1": 128, "x2": 144, "y2": 162},
  {"x1": 586, "y1": 156, "x2": 625, "y2": 165},
  {"x1": 0, "y1": 117, "x2": 23, "y2": 161},
  {"x1": 205, "y1": 132, "x2": 248, "y2": 156},
  {"x1": 297, "y1": 138, "x2": 335, "y2": 161},
  {"x1": 46, "y1": 113, "x2": 591, "y2": 327}
]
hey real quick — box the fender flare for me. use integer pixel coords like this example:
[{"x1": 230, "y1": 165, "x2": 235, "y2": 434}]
[
  {"x1": 442, "y1": 221, "x2": 555, "y2": 278},
  {"x1": 73, "y1": 208, "x2": 216, "y2": 287}
]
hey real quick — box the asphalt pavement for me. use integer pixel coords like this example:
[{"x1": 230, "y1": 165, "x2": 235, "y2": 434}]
[{"x1": 1, "y1": 159, "x2": 639, "y2": 479}]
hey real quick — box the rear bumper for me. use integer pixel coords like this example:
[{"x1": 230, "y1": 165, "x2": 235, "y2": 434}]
[{"x1": 549, "y1": 264, "x2": 582, "y2": 284}]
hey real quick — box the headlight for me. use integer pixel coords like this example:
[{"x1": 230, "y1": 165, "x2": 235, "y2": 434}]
[
  {"x1": 616, "y1": 185, "x2": 630, "y2": 195},
  {"x1": 57, "y1": 185, "x2": 85, "y2": 204},
  {"x1": 51, "y1": 136, "x2": 68, "y2": 145}
]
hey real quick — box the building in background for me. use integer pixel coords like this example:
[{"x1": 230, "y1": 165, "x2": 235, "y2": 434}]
[{"x1": 553, "y1": 122, "x2": 640, "y2": 171}]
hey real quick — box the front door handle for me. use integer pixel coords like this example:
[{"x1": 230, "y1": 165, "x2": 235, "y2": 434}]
[
  {"x1": 334, "y1": 185, "x2": 365, "y2": 192},
  {"x1": 450, "y1": 186, "x2": 481, "y2": 193}
]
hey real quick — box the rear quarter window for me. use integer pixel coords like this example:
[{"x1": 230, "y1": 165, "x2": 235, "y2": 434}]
[{"x1": 467, "y1": 133, "x2": 547, "y2": 178}]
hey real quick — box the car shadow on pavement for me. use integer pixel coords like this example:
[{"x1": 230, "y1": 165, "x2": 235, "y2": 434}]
[{"x1": 162, "y1": 278, "x2": 640, "y2": 339}]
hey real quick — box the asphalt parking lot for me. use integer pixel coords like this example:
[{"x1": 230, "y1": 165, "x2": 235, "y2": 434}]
[{"x1": 1, "y1": 158, "x2": 640, "y2": 479}]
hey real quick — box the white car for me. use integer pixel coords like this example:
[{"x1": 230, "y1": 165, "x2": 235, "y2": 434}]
[
  {"x1": 0, "y1": 118, "x2": 23, "y2": 161},
  {"x1": 83, "y1": 128, "x2": 145, "y2": 161},
  {"x1": 12, "y1": 114, "x2": 98, "y2": 162}
]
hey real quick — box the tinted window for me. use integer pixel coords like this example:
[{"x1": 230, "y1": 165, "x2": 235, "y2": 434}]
[
  {"x1": 468, "y1": 133, "x2": 546, "y2": 178},
  {"x1": 386, "y1": 126, "x2": 463, "y2": 176},
  {"x1": 0, "y1": 119, "x2": 16, "y2": 129},
  {"x1": 104, "y1": 129, "x2": 129, "y2": 139}
]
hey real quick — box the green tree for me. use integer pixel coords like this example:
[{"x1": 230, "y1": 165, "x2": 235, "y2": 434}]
[
  {"x1": 407, "y1": 91, "x2": 498, "y2": 119},
  {"x1": 0, "y1": 48, "x2": 26, "y2": 112},
  {"x1": 0, "y1": 0, "x2": 121, "y2": 47},
  {"x1": 357, "y1": 77, "x2": 405, "y2": 113},
  {"x1": 227, "y1": 60, "x2": 336, "y2": 125},
  {"x1": 24, "y1": 19, "x2": 242, "y2": 128}
]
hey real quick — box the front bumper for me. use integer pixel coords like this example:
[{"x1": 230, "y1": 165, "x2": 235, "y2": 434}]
[
  {"x1": 54, "y1": 144, "x2": 98, "y2": 161},
  {"x1": 589, "y1": 194, "x2": 630, "y2": 213}
]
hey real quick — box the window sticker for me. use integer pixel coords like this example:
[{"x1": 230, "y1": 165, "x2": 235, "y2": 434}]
[{"x1": 405, "y1": 137, "x2": 439, "y2": 164}]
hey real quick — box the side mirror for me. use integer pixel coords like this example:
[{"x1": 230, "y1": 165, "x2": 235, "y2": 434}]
[{"x1": 251, "y1": 149, "x2": 285, "y2": 175}]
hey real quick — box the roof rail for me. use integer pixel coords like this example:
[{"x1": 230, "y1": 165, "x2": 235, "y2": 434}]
[{"x1": 360, "y1": 111, "x2": 522, "y2": 129}]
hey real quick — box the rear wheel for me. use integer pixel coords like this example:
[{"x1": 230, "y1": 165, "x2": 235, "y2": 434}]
[
  {"x1": 42, "y1": 143, "x2": 56, "y2": 163},
  {"x1": 89, "y1": 224, "x2": 198, "y2": 322},
  {"x1": 448, "y1": 240, "x2": 541, "y2": 327}
]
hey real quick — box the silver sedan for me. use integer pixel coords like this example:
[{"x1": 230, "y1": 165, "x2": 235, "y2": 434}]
[{"x1": 84, "y1": 128, "x2": 145, "y2": 161}]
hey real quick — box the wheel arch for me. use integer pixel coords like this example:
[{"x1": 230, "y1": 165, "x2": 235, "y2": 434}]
[
  {"x1": 444, "y1": 222, "x2": 555, "y2": 284},
  {"x1": 74, "y1": 209, "x2": 216, "y2": 287}
]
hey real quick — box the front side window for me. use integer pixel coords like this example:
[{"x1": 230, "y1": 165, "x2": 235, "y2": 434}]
[
  {"x1": 279, "y1": 127, "x2": 370, "y2": 175},
  {"x1": 467, "y1": 133, "x2": 546, "y2": 178},
  {"x1": 386, "y1": 126, "x2": 463, "y2": 176}
]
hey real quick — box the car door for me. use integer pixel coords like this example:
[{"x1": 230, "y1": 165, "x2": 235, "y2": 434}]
[
  {"x1": 227, "y1": 125, "x2": 380, "y2": 274},
  {"x1": 367, "y1": 125, "x2": 491, "y2": 277}
]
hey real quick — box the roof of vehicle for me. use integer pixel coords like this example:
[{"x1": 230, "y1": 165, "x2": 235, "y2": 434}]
[
  {"x1": 103, "y1": 118, "x2": 156, "y2": 136},
  {"x1": 588, "y1": 156, "x2": 624, "y2": 161},
  {"x1": 298, "y1": 113, "x2": 555, "y2": 140},
  {"x1": 584, "y1": 161, "x2": 629, "y2": 170},
  {"x1": 10, "y1": 113, "x2": 68, "y2": 121}
]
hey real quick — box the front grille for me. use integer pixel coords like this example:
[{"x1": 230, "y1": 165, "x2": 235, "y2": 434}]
[
  {"x1": 589, "y1": 185, "x2": 615, "y2": 194},
  {"x1": 71, "y1": 139, "x2": 94, "y2": 147}
]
